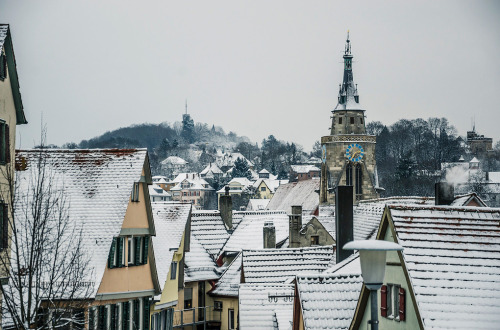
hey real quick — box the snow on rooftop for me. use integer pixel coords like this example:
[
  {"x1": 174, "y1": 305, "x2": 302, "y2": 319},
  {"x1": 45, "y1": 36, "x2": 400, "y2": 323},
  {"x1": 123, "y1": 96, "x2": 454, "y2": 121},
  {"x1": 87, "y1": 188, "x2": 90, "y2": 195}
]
[
  {"x1": 15, "y1": 149, "x2": 148, "y2": 297},
  {"x1": 290, "y1": 165, "x2": 320, "y2": 174},
  {"x1": 242, "y1": 245, "x2": 335, "y2": 284},
  {"x1": 247, "y1": 199, "x2": 270, "y2": 211},
  {"x1": 388, "y1": 204, "x2": 500, "y2": 329},
  {"x1": 0, "y1": 25, "x2": 8, "y2": 52},
  {"x1": 296, "y1": 272, "x2": 363, "y2": 330},
  {"x1": 238, "y1": 283, "x2": 294, "y2": 330},
  {"x1": 220, "y1": 211, "x2": 289, "y2": 255},
  {"x1": 210, "y1": 253, "x2": 242, "y2": 297},
  {"x1": 184, "y1": 235, "x2": 219, "y2": 282},
  {"x1": 266, "y1": 179, "x2": 320, "y2": 214},
  {"x1": 151, "y1": 202, "x2": 191, "y2": 290},
  {"x1": 161, "y1": 156, "x2": 188, "y2": 165},
  {"x1": 190, "y1": 211, "x2": 231, "y2": 260}
]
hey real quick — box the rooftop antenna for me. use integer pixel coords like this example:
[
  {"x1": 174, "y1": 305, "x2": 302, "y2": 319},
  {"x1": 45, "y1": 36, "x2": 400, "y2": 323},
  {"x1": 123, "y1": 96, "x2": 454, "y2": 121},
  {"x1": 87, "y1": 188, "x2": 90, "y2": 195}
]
[{"x1": 185, "y1": 99, "x2": 188, "y2": 115}]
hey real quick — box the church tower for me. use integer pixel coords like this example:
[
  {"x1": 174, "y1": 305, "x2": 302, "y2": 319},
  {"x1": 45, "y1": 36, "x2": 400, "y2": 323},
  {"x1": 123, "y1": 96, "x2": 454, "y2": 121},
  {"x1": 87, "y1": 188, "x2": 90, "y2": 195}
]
[{"x1": 320, "y1": 33, "x2": 380, "y2": 204}]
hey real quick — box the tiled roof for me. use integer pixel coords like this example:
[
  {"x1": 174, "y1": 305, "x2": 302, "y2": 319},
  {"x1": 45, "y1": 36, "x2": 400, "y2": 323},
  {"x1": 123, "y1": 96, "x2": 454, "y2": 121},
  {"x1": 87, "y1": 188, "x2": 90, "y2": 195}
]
[
  {"x1": 252, "y1": 178, "x2": 288, "y2": 193},
  {"x1": 184, "y1": 235, "x2": 219, "y2": 282},
  {"x1": 242, "y1": 246, "x2": 335, "y2": 284},
  {"x1": 296, "y1": 272, "x2": 363, "y2": 330},
  {"x1": 15, "y1": 149, "x2": 148, "y2": 296},
  {"x1": 247, "y1": 199, "x2": 270, "y2": 211},
  {"x1": 239, "y1": 283, "x2": 295, "y2": 330},
  {"x1": 190, "y1": 211, "x2": 231, "y2": 260},
  {"x1": 450, "y1": 192, "x2": 487, "y2": 207},
  {"x1": 210, "y1": 253, "x2": 242, "y2": 297},
  {"x1": 0, "y1": 25, "x2": 8, "y2": 52},
  {"x1": 151, "y1": 202, "x2": 191, "y2": 290},
  {"x1": 149, "y1": 184, "x2": 171, "y2": 198},
  {"x1": 200, "y1": 163, "x2": 223, "y2": 175},
  {"x1": 290, "y1": 165, "x2": 320, "y2": 174},
  {"x1": 220, "y1": 211, "x2": 289, "y2": 255},
  {"x1": 266, "y1": 179, "x2": 320, "y2": 214},
  {"x1": 388, "y1": 204, "x2": 500, "y2": 329},
  {"x1": 161, "y1": 156, "x2": 187, "y2": 165}
]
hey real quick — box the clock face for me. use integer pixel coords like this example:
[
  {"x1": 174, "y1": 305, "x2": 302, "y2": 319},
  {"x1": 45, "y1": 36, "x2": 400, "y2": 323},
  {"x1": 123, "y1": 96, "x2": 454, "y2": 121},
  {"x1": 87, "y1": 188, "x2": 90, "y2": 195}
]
[
  {"x1": 346, "y1": 143, "x2": 364, "y2": 162},
  {"x1": 321, "y1": 145, "x2": 327, "y2": 164}
]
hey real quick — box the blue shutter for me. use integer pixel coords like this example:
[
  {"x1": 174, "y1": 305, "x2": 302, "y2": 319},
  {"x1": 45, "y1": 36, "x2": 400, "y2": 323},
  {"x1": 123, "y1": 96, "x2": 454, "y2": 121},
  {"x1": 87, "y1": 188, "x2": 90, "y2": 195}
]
[
  {"x1": 143, "y1": 297, "x2": 150, "y2": 329},
  {"x1": 143, "y1": 236, "x2": 149, "y2": 264},
  {"x1": 134, "y1": 237, "x2": 141, "y2": 266},
  {"x1": 122, "y1": 302, "x2": 129, "y2": 330},
  {"x1": 118, "y1": 237, "x2": 124, "y2": 267}
]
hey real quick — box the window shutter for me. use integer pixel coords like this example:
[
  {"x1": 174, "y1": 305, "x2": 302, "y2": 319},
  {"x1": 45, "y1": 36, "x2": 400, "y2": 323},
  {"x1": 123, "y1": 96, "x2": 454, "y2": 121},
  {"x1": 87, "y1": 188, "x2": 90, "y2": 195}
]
[
  {"x1": 108, "y1": 237, "x2": 117, "y2": 269},
  {"x1": 5, "y1": 125, "x2": 9, "y2": 163},
  {"x1": 88, "y1": 308, "x2": 95, "y2": 330},
  {"x1": 380, "y1": 285, "x2": 388, "y2": 317},
  {"x1": 133, "y1": 299, "x2": 140, "y2": 328},
  {"x1": 399, "y1": 287, "x2": 406, "y2": 321},
  {"x1": 98, "y1": 305, "x2": 106, "y2": 329},
  {"x1": 118, "y1": 237, "x2": 124, "y2": 267},
  {"x1": 143, "y1": 297, "x2": 150, "y2": 330},
  {"x1": 110, "y1": 304, "x2": 116, "y2": 329},
  {"x1": 143, "y1": 236, "x2": 149, "y2": 265},
  {"x1": 134, "y1": 237, "x2": 141, "y2": 266},
  {"x1": 122, "y1": 302, "x2": 129, "y2": 330}
]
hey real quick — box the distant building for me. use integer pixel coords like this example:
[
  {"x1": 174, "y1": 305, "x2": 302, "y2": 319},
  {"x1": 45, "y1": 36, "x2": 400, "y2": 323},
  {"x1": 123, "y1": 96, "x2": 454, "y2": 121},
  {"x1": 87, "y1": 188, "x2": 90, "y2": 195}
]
[
  {"x1": 149, "y1": 184, "x2": 172, "y2": 202},
  {"x1": 200, "y1": 162, "x2": 223, "y2": 180},
  {"x1": 216, "y1": 152, "x2": 254, "y2": 173},
  {"x1": 161, "y1": 156, "x2": 188, "y2": 179},
  {"x1": 467, "y1": 128, "x2": 493, "y2": 155},
  {"x1": 170, "y1": 173, "x2": 215, "y2": 209},
  {"x1": 289, "y1": 165, "x2": 320, "y2": 182}
]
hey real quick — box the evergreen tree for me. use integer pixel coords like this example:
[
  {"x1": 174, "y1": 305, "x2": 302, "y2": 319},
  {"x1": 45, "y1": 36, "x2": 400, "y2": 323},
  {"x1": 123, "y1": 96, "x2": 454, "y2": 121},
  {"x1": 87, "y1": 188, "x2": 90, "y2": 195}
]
[
  {"x1": 181, "y1": 114, "x2": 195, "y2": 143},
  {"x1": 232, "y1": 157, "x2": 251, "y2": 179}
]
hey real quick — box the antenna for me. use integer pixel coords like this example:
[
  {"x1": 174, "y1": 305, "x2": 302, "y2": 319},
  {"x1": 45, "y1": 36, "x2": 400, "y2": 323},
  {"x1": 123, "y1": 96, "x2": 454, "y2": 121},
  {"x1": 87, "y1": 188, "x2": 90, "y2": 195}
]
[{"x1": 185, "y1": 99, "x2": 188, "y2": 115}]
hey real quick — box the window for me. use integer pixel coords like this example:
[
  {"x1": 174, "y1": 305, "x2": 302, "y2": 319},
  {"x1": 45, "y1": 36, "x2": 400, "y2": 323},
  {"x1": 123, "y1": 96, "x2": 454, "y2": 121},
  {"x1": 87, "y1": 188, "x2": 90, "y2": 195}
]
[
  {"x1": 228, "y1": 309, "x2": 235, "y2": 330},
  {"x1": 261, "y1": 186, "x2": 266, "y2": 192},
  {"x1": 0, "y1": 203, "x2": 8, "y2": 250},
  {"x1": 360, "y1": 117, "x2": 364, "y2": 124},
  {"x1": 131, "y1": 182, "x2": 140, "y2": 202},
  {"x1": 0, "y1": 52, "x2": 6, "y2": 81},
  {"x1": 214, "y1": 301, "x2": 223, "y2": 311},
  {"x1": 107, "y1": 237, "x2": 118, "y2": 269},
  {"x1": 350, "y1": 117, "x2": 354, "y2": 124},
  {"x1": 184, "y1": 288, "x2": 193, "y2": 309},
  {"x1": 338, "y1": 117, "x2": 342, "y2": 124},
  {"x1": 381, "y1": 284, "x2": 405, "y2": 321},
  {"x1": 0, "y1": 122, "x2": 10, "y2": 164},
  {"x1": 355, "y1": 163, "x2": 362, "y2": 196},
  {"x1": 128, "y1": 237, "x2": 134, "y2": 265},
  {"x1": 310, "y1": 235, "x2": 319, "y2": 245},
  {"x1": 346, "y1": 163, "x2": 353, "y2": 186},
  {"x1": 122, "y1": 301, "x2": 130, "y2": 330},
  {"x1": 170, "y1": 261, "x2": 177, "y2": 279}
]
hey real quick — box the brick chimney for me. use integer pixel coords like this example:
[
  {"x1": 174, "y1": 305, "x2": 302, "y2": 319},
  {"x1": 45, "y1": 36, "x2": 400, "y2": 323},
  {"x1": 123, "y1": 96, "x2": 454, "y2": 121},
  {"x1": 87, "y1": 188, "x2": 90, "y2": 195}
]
[
  {"x1": 289, "y1": 205, "x2": 302, "y2": 248},
  {"x1": 263, "y1": 221, "x2": 276, "y2": 249},
  {"x1": 220, "y1": 186, "x2": 233, "y2": 230},
  {"x1": 335, "y1": 185, "x2": 353, "y2": 263},
  {"x1": 435, "y1": 182, "x2": 454, "y2": 205}
]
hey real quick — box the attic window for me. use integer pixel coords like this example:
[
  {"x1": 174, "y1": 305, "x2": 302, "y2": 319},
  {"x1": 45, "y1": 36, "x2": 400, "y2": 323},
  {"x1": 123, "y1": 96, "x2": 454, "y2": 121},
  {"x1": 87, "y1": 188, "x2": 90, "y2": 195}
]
[
  {"x1": 0, "y1": 53, "x2": 6, "y2": 81},
  {"x1": 381, "y1": 284, "x2": 405, "y2": 321},
  {"x1": 310, "y1": 235, "x2": 319, "y2": 246},
  {"x1": 350, "y1": 117, "x2": 354, "y2": 124},
  {"x1": 360, "y1": 117, "x2": 364, "y2": 124},
  {"x1": 131, "y1": 182, "x2": 140, "y2": 202},
  {"x1": 339, "y1": 117, "x2": 342, "y2": 125}
]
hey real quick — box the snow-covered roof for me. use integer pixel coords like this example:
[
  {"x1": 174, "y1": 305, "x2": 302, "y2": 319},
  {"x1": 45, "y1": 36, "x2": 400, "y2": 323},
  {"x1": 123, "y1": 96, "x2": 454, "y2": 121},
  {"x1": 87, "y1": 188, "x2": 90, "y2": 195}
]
[
  {"x1": 247, "y1": 199, "x2": 270, "y2": 211},
  {"x1": 0, "y1": 25, "x2": 8, "y2": 52},
  {"x1": 489, "y1": 171, "x2": 500, "y2": 183},
  {"x1": 218, "y1": 152, "x2": 254, "y2": 168},
  {"x1": 14, "y1": 149, "x2": 149, "y2": 297},
  {"x1": 161, "y1": 156, "x2": 188, "y2": 165},
  {"x1": 388, "y1": 204, "x2": 500, "y2": 329},
  {"x1": 184, "y1": 235, "x2": 219, "y2": 282},
  {"x1": 259, "y1": 169, "x2": 270, "y2": 174},
  {"x1": 200, "y1": 162, "x2": 223, "y2": 175},
  {"x1": 210, "y1": 253, "x2": 242, "y2": 297},
  {"x1": 220, "y1": 211, "x2": 289, "y2": 255},
  {"x1": 241, "y1": 245, "x2": 335, "y2": 284},
  {"x1": 149, "y1": 184, "x2": 171, "y2": 198},
  {"x1": 266, "y1": 179, "x2": 320, "y2": 214},
  {"x1": 190, "y1": 211, "x2": 231, "y2": 260},
  {"x1": 152, "y1": 175, "x2": 167, "y2": 181},
  {"x1": 296, "y1": 271, "x2": 363, "y2": 330},
  {"x1": 290, "y1": 165, "x2": 320, "y2": 174},
  {"x1": 469, "y1": 156, "x2": 479, "y2": 163},
  {"x1": 449, "y1": 192, "x2": 487, "y2": 207},
  {"x1": 151, "y1": 202, "x2": 191, "y2": 290},
  {"x1": 239, "y1": 283, "x2": 294, "y2": 330}
]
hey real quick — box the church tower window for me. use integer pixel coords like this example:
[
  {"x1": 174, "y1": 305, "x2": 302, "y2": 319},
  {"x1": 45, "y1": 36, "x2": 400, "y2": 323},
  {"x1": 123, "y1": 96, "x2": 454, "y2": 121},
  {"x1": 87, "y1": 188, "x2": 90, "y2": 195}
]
[
  {"x1": 355, "y1": 163, "x2": 363, "y2": 196},
  {"x1": 346, "y1": 163, "x2": 353, "y2": 186}
]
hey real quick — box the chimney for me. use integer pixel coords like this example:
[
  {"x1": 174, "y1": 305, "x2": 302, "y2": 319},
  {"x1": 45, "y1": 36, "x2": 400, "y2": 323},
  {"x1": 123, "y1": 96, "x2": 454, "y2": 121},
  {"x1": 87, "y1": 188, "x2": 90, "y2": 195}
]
[
  {"x1": 220, "y1": 186, "x2": 233, "y2": 230},
  {"x1": 288, "y1": 205, "x2": 302, "y2": 248},
  {"x1": 263, "y1": 221, "x2": 276, "y2": 249},
  {"x1": 435, "y1": 182, "x2": 454, "y2": 205},
  {"x1": 335, "y1": 185, "x2": 353, "y2": 263}
]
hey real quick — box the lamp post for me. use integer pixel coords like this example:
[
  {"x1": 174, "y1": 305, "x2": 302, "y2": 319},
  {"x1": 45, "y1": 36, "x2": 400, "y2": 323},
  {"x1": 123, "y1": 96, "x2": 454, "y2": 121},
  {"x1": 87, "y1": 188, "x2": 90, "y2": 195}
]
[{"x1": 344, "y1": 240, "x2": 403, "y2": 330}]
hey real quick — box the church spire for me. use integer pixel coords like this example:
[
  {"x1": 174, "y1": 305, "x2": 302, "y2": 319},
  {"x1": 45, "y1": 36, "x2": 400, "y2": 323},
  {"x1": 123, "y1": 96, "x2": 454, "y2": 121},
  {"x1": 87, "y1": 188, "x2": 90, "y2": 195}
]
[{"x1": 336, "y1": 31, "x2": 360, "y2": 109}]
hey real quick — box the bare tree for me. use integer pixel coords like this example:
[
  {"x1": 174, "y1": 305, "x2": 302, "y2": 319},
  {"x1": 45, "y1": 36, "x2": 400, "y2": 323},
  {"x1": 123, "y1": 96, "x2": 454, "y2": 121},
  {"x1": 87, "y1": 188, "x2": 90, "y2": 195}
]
[{"x1": 0, "y1": 138, "x2": 93, "y2": 329}]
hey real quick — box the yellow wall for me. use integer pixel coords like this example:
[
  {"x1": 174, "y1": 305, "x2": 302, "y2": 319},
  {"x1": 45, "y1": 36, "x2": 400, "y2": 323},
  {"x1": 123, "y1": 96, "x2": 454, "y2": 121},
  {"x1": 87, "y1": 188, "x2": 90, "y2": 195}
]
[
  {"x1": 212, "y1": 296, "x2": 238, "y2": 330},
  {"x1": 156, "y1": 233, "x2": 185, "y2": 307},
  {"x1": 97, "y1": 178, "x2": 155, "y2": 294},
  {"x1": 256, "y1": 181, "x2": 273, "y2": 199}
]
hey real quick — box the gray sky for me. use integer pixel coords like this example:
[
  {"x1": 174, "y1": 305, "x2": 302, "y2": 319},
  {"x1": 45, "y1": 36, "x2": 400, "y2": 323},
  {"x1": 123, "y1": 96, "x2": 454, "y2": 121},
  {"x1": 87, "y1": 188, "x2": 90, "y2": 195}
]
[{"x1": 2, "y1": 0, "x2": 500, "y2": 151}]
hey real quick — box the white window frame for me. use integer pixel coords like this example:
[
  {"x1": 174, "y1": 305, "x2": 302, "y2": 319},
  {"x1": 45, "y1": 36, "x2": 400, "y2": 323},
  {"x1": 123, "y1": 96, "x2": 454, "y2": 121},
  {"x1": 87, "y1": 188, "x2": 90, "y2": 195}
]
[
  {"x1": 138, "y1": 236, "x2": 144, "y2": 264},
  {"x1": 387, "y1": 283, "x2": 401, "y2": 320},
  {"x1": 131, "y1": 182, "x2": 140, "y2": 202},
  {"x1": 139, "y1": 298, "x2": 144, "y2": 330},
  {"x1": 106, "y1": 305, "x2": 111, "y2": 329},
  {"x1": 228, "y1": 309, "x2": 235, "y2": 330}
]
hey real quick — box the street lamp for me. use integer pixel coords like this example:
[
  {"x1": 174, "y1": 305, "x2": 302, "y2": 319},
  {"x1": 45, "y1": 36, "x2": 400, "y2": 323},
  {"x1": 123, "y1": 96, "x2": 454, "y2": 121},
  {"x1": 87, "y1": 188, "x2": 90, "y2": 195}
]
[{"x1": 343, "y1": 240, "x2": 403, "y2": 330}]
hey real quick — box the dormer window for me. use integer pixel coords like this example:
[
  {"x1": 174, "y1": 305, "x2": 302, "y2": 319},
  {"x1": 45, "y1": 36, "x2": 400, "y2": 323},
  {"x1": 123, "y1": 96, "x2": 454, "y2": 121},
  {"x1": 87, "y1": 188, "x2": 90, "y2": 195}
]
[{"x1": 0, "y1": 52, "x2": 6, "y2": 81}]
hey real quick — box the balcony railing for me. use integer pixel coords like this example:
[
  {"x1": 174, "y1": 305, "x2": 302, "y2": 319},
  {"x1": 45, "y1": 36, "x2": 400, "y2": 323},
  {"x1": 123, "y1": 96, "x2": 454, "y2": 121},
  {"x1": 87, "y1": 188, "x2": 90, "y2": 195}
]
[{"x1": 172, "y1": 306, "x2": 222, "y2": 329}]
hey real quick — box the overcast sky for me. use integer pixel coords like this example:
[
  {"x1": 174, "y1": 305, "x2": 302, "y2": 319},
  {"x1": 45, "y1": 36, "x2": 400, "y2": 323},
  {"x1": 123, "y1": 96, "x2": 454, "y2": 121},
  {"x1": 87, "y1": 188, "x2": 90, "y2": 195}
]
[{"x1": 2, "y1": 0, "x2": 500, "y2": 151}]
